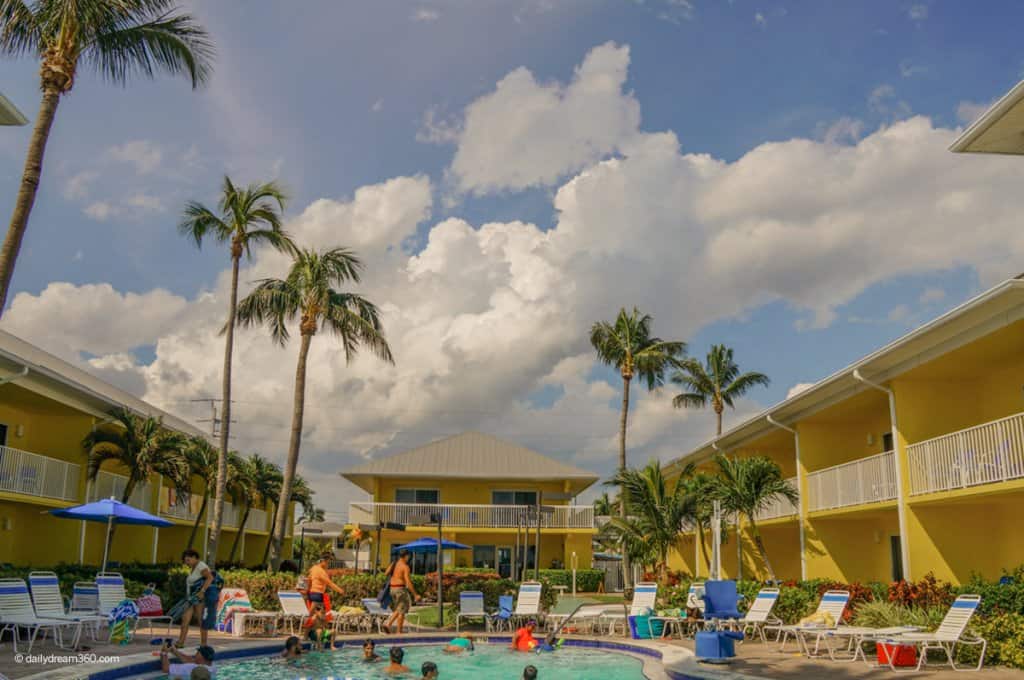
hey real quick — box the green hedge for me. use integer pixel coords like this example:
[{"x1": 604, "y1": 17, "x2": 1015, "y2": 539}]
[{"x1": 537, "y1": 569, "x2": 604, "y2": 593}]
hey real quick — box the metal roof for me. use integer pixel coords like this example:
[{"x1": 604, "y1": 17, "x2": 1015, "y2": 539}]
[
  {"x1": 665, "y1": 276, "x2": 1024, "y2": 474},
  {"x1": 949, "y1": 80, "x2": 1024, "y2": 154},
  {"x1": 0, "y1": 92, "x2": 28, "y2": 126},
  {"x1": 341, "y1": 431, "x2": 599, "y2": 495},
  {"x1": 0, "y1": 328, "x2": 209, "y2": 440}
]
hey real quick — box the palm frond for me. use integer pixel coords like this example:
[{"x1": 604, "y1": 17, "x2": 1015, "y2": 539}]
[
  {"x1": 235, "y1": 278, "x2": 299, "y2": 345},
  {"x1": 0, "y1": 0, "x2": 40, "y2": 56}
]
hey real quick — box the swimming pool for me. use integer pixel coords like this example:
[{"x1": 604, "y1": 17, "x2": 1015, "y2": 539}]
[{"x1": 185, "y1": 643, "x2": 649, "y2": 680}]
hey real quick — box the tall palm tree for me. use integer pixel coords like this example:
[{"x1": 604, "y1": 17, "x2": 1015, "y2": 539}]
[
  {"x1": 607, "y1": 460, "x2": 694, "y2": 584},
  {"x1": 713, "y1": 454, "x2": 797, "y2": 582},
  {"x1": 0, "y1": 0, "x2": 213, "y2": 315},
  {"x1": 82, "y1": 408, "x2": 190, "y2": 553},
  {"x1": 179, "y1": 177, "x2": 291, "y2": 566},
  {"x1": 181, "y1": 435, "x2": 217, "y2": 549},
  {"x1": 260, "y1": 472, "x2": 310, "y2": 566},
  {"x1": 590, "y1": 307, "x2": 685, "y2": 587},
  {"x1": 237, "y1": 246, "x2": 393, "y2": 568},
  {"x1": 224, "y1": 452, "x2": 254, "y2": 563},
  {"x1": 671, "y1": 344, "x2": 770, "y2": 436},
  {"x1": 681, "y1": 472, "x2": 721, "y2": 574},
  {"x1": 227, "y1": 453, "x2": 280, "y2": 563}
]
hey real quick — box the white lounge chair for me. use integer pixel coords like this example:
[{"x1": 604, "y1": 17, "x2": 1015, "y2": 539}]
[
  {"x1": 874, "y1": 594, "x2": 987, "y2": 672},
  {"x1": 512, "y1": 581, "x2": 544, "y2": 626},
  {"x1": 738, "y1": 588, "x2": 781, "y2": 643},
  {"x1": 29, "y1": 572, "x2": 106, "y2": 643},
  {"x1": 96, "y1": 572, "x2": 172, "y2": 636},
  {"x1": 602, "y1": 582, "x2": 658, "y2": 636},
  {"x1": 69, "y1": 582, "x2": 100, "y2": 617},
  {"x1": 456, "y1": 591, "x2": 486, "y2": 631},
  {"x1": 361, "y1": 597, "x2": 419, "y2": 633},
  {"x1": 0, "y1": 578, "x2": 80, "y2": 653},
  {"x1": 773, "y1": 589, "x2": 850, "y2": 656},
  {"x1": 278, "y1": 590, "x2": 310, "y2": 635}
]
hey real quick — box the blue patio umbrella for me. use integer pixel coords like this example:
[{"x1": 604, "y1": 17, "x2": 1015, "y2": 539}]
[
  {"x1": 392, "y1": 537, "x2": 471, "y2": 554},
  {"x1": 51, "y1": 497, "x2": 172, "y2": 570}
]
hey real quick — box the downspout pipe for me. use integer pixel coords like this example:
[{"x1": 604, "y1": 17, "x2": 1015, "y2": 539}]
[
  {"x1": 766, "y1": 414, "x2": 807, "y2": 580},
  {"x1": 852, "y1": 369, "x2": 911, "y2": 579},
  {"x1": 0, "y1": 365, "x2": 28, "y2": 385}
]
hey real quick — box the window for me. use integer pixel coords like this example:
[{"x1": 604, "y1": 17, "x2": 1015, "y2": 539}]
[
  {"x1": 0, "y1": 423, "x2": 7, "y2": 447},
  {"x1": 492, "y1": 490, "x2": 538, "y2": 506},
  {"x1": 473, "y1": 545, "x2": 496, "y2": 569},
  {"x1": 394, "y1": 489, "x2": 439, "y2": 504}
]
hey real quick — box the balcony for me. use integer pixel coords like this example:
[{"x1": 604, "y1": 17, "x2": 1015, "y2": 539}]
[
  {"x1": 754, "y1": 476, "x2": 800, "y2": 521},
  {"x1": 248, "y1": 508, "x2": 269, "y2": 532},
  {"x1": 88, "y1": 470, "x2": 151, "y2": 510},
  {"x1": 807, "y1": 451, "x2": 897, "y2": 512},
  {"x1": 349, "y1": 502, "x2": 596, "y2": 529},
  {"x1": 0, "y1": 445, "x2": 80, "y2": 502},
  {"x1": 907, "y1": 411, "x2": 1024, "y2": 496}
]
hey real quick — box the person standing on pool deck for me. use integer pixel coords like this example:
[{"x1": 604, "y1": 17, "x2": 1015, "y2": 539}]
[
  {"x1": 383, "y1": 549, "x2": 418, "y2": 634},
  {"x1": 178, "y1": 549, "x2": 219, "y2": 648},
  {"x1": 307, "y1": 551, "x2": 345, "y2": 612}
]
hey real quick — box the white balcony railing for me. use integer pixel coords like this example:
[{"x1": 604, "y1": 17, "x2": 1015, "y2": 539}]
[
  {"x1": 907, "y1": 411, "x2": 1024, "y2": 496},
  {"x1": 88, "y1": 470, "x2": 151, "y2": 510},
  {"x1": 248, "y1": 508, "x2": 268, "y2": 532},
  {"x1": 807, "y1": 450, "x2": 897, "y2": 512},
  {"x1": 0, "y1": 445, "x2": 80, "y2": 502},
  {"x1": 754, "y1": 476, "x2": 800, "y2": 521},
  {"x1": 349, "y1": 502, "x2": 595, "y2": 529}
]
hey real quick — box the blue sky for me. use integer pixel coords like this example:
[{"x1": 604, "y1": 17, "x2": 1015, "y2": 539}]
[{"x1": 2, "y1": 1, "x2": 1022, "y2": 513}]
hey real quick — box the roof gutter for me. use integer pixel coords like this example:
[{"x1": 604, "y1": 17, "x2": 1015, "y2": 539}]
[
  {"x1": 765, "y1": 413, "x2": 807, "y2": 580},
  {"x1": 0, "y1": 364, "x2": 29, "y2": 385},
  {"x1": 851, "y1": 369, "x2": 911, "y2": 578}
]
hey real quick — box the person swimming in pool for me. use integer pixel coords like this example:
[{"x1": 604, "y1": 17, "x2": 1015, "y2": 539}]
[
  {"x1": 444, "y1": 633, "x2": 475, "y2": 653},
  {"x1": 280, "y1": 636, "x2": 302, "y2": 659},
  {"x1": 512, "y1": 620, "x2": 539, "y2": 651},
  {"x1": 386, "y1": 646, "x2": 411, "y2": 675},
  {"x1": 362, "y1": 639, "x2": 381, "y2": 662}
]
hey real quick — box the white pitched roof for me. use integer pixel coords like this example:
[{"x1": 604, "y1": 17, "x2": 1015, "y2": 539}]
[
  {"x1": 0, "y1": 328, "x2": 209, "y2": 439},
  {"x1": 0, "y1": 92, "x2": 27, "y2": 126},
  {"x1": 341, "y1": 431, "x2": 599, "y2": 495}
]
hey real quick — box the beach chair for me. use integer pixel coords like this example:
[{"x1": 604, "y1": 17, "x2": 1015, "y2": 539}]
[
  {"x1": 278, "y1": 590, "x2": 310, "y2": 635},
  {"x1": 737, "y1": 588, "x2": 781, "y2": 643},
  {"x1": 96, "y1": 572, "x2": 172, "y2": 636},
  {"x1": 69, "y1": 582, "x2": 100, "y2": 616},
  {"x1": 602, "y1": 582, "x2": 658, "y2": 636},
  {"x1": 542, "y1": 597, "x2": 585, "y2": 633},
  {"x1": 0, "y1": 578, "x2": 80, "y2": 653},
  {"x1": 773, "y1": 589, "x2": 850, "y2": 656},
  {"x1": 361, "y1": 597, "x2": 390, "y2": 633},
  {"x1": 487, "y1": 595, "x2": 514, "y2": 632},
  {"x1": 455, "y1": 590, "x2": 486, "y2": 631},
  {"x1": 28, "y1": 572, "x2": 106, "y2": 642},
  {"x1": 512, "y1": 581, "x2": 544, "y2": 626},
  {"x1": 874, "y1": 594, "x2": 987, "y2": 672}
]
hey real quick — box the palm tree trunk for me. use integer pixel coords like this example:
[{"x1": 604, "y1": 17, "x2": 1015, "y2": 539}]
[
  {"x1": 698, "y1": 522, "x2": 710, "y2": 572},
  {"x1": 618, "y1": 374, "x2": 632, "y2": 589},
  {"x1": 187, "y1": 493, "x2": 209, "y2": 548},
  {"x1": 715, "y1": 405, "x2": 723, "y2": 436},
  {"x1": 269, "y1": 332, "x2": 312, "y2": 569},
  {"x1": 0, "y1": 87, "x2": 62, "y2": 316},
  {"x1": 748, "y1": 518, "x2": 776, "y2": 582},
  {"x1": 228, "y1": 506, "x2": 250, "y2": 563},
  {"x1": 207, "y1": 254, "x2": 241, "y2": 566}
]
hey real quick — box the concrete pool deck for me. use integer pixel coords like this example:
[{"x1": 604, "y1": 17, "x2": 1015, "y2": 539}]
[{"x1": 4, "y1": 628, "x2": 1024, "y2": 680}]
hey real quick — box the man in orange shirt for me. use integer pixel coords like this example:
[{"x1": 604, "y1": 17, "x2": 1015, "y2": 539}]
[
  {"x1": 307, "y1": 552, "x2": 344, "y2": 613},
  {"x1": 383, "y1": 549, "x2": 418, "y2": 634}
]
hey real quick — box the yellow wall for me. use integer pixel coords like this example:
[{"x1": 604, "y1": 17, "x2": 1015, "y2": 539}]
[
  {"x1": 804, "y1": 510, "x2": 900, "y2": 582},
  {"x1": 0, "y1": 499, "x2": 84, "y2": 565},
  {"x1": 797, "y1": 413, "x2": 892, "y2": 473},
  {"x1": 375, "y1": 478, "x2": 574, "y2": 505}
]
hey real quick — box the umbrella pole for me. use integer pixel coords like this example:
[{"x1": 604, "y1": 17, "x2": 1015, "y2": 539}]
[{"x1": 101, "y1": 515, "x2": 113, "y2": 572}]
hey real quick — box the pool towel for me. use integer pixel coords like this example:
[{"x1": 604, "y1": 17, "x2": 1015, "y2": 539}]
[{"x1": 215, "y1": 588, "x2": 252, "y2": 632}]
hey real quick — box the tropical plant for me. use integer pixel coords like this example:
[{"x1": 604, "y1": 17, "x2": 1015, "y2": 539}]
[
  {"x1": 590, "y1": 307, "x2": 685, "y2": 586},
  {"x1": 179, "y1": 177, "x2": 291, "y2": 565},
  {"x1": 82, "y1": 408, "x2": 190, "y2": 550},
  {"x1": 236, "y1": 245, "x2": 393, "y2": 568},
  {"x1": 605, "y1": 460, "x2": 695, "y2": 584},
  {"x1": 671, "y1": 344, "x2": 770, "y2": 436},
  {"x1": 712, "y1": 454, "x2": 797, "y2": 582},
  {"x1": 259, "y1": 473, "x2": 312, "y2": 566},
  {"x1": 300, "y1": 504, "x2": 325, "y2": 523},
  {"x1": 680, "y1": 471, "x2": 721, "y2": 573},
  {"x1": 181, "y1": 434, "x2": 217, "y2": 549},
  {"x1": 0, "y1": 0, "x2": 213, "y2": 315},
  {"x1": 592, "y1": 492, "x2": 618, "y2": 517}
]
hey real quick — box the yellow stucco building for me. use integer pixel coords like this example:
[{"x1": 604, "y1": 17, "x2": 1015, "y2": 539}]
[
  {"x1": 342, "y1": 432, "x2": 598, "y2": 576},
  {"x1": 665, "y1": 276, "x2": 1024, "y2": 585},
  {"x1": 0, "y1": 330, "x2": 290, "y2": 567}
]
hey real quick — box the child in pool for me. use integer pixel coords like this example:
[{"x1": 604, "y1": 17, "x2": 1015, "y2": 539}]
[
  {"x1": 512, "y1": 620, "x2": 539, "y2": 651},
  {"x1": 304, "y1": 603, "x2": 333, "y2": 650},
  {"x1": 362, "y1": 639, "x2": 381, "y2": 662},
  {"x1": 421, "y1": 661, "x2": 439, "y2": 679},
  {"x1": 522, "y1": 665, "x2": 538, "y2": 680},
  {"x1": 386, "y1": 646, "x2": 411, "y2": 675},
  {"x1": 280, "y1": 636, "x2": 302, "y2": 659},
  {"x1": 444, "y1": 633, "x2": 475, "y2": 653}
]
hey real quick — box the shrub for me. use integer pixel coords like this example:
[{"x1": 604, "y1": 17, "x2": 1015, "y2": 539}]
[
  {"x1": 956, "y1": 570, "x2": 1024, "y2": 617},
  {"x1": 774, "y1": 587, "x2": 815, "y2": 624},
  {"x1": 537, "y1": 569, "x2": 604, "y2": 593},
  {"x1": 958, "y1": 613, "x2": 1024, "y2": 670},
  {"x1": 813, "y1": 580, "x2": 875, "y2": 621},
  {"x1": 889, "y1": 572, "x2": 954, "y2": 610}
]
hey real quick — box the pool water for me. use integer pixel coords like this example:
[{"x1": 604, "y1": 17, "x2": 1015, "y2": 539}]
[{"x1": 203, "y1": 643, "x2": 648, "y2": 680}]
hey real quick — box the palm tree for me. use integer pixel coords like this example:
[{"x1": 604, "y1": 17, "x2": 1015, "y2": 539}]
[
  {"x1": 227, "y1": 453, "x2": 280, "y2": 563},
  {"x1": 259, "y1": 473, "x2": 311, "y2": 566},
  {"x1": 590, "y1": 307, "x2": 685, "y2": 587},
  {"x1": 300, "y1": 504, "x2": 326, "y2": 523},
  {"x1": 0, "y1": 0, "x2": 213, "y2": 315},
  {"x1": 607, "y1": 460, "x2": 694, "y2": 584},
  {"x1": 237, "y1": 246, "x2": 393, "y2": 568},
  {"x1": 592, "y1": 492, "x2": 618, "y2": 517},
  {"x1": 224, "y1": 452, "x2": 253, "y2": 563},
  {"x1": 671, "y1": 344, "x2": 770, "y2": 436},
  {"x1": 713, "y1": 454, "x2": 797, "y2": 582},
  {"x1": 82, "y1": 408, "x2": 190, "y2": 553},
  {"x1": 179, "y1": 177, "x2": 291, "y2": 566},
  {"x1": 681, "y1": 472, "x2": 721, "y2": 574},
  {"x1": 181, "y1": 435, "x2": 217, "y2": 549}
]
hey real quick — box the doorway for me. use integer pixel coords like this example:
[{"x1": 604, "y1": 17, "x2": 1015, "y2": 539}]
[
  {"x1": 890, "y1": 536, "x2": 904, "y2": 581},
  {"x1": 497, "y1": 546, "x2": 512, "y2": 578}
]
